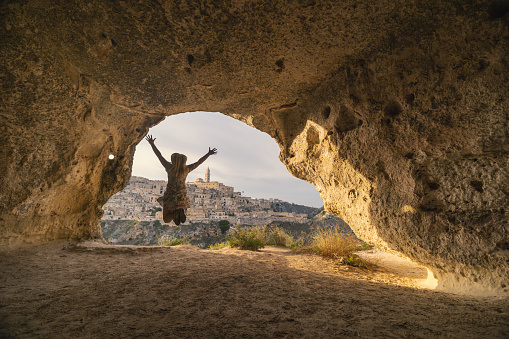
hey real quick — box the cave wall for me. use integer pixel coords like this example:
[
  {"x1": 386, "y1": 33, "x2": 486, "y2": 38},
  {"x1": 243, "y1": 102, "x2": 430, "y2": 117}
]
[{"x1": 1, "y1": 0, "x2": 507, "y2": 295}]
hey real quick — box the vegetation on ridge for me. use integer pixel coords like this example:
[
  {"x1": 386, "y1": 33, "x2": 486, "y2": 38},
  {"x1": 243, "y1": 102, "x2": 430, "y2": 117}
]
[
  {"x1": 102, "y1": 215, "x2": 371, "y2": 267},
  {"x1": 223, "y1": 225, "x2": 370, "y2": 268},
  {"x1": 158, "y1": 235, "x2": 189, "y2": 246}
]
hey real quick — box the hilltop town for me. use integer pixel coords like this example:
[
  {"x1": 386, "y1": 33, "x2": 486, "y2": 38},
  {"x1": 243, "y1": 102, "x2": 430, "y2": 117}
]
[{"x1": 102, "y1": 168, "x2": 321, "y2": 225}]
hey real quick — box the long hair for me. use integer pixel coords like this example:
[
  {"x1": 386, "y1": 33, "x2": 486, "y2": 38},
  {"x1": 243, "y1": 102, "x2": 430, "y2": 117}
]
[{"x1": 170, "y1": 153, "x2": 187, "y2": 177}]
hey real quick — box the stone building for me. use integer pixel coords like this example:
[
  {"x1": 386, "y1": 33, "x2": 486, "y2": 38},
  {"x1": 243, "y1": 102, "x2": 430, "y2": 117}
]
[{"x1": 102, "y1": 168, "x2": 310, "y2": 225}]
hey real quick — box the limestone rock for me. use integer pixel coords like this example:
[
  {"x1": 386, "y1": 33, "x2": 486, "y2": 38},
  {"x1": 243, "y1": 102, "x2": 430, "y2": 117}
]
[{"x1": 0, "y1": 0, "x2": 507, "y2": 295}]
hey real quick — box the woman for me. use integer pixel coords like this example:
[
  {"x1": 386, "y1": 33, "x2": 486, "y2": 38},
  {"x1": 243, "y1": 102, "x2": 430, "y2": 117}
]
[{"x1": 145, "y1": 134, "x2": 217, "y2": 225}]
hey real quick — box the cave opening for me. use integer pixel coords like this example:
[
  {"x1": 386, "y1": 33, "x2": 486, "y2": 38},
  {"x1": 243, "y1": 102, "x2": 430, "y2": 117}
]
[
  {"x1": 100, "y1": 111, "x2": 324, "y2": 245},
  {"x1": 133, "y1": 111, "x2": 323, "y2": 207}
]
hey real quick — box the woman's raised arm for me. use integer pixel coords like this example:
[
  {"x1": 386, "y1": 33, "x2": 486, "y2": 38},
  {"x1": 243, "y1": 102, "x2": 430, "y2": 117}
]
[
  {"x1": 188, "y1": 147, "x2": 217, "y2": 172},
  {"x1": 145, "y1": 135, "x2": 170, "y2": 168}
]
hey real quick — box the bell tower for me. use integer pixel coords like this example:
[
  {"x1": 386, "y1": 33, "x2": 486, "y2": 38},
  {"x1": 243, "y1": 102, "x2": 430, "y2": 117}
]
[{"x1": 205, "y1": 167, "x2": 210, "y2": 183}]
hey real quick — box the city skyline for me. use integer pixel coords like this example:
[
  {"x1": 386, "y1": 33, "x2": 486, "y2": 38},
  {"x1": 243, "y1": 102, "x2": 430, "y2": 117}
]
[{"x1": 131, "y1": 111, "x2": 324, "y2": 208}]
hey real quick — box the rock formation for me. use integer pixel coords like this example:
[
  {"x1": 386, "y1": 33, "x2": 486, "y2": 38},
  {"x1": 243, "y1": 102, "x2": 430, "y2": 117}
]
[{"x1": 1, "y1": 0, "x2": 507, "y2": 295}]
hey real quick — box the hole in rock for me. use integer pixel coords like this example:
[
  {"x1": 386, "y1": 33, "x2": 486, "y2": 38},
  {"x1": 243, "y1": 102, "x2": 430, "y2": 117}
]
[
  {"x1": 101, "y1": 112, "x2": 335, "y2": 246},
  {"x1": 405, "y1": 93, "x2": 415, "y2": 104},
  {"x1": 334, "y1": 106, "x2": 361, "y2": 133},
  {"x1": 488, "y1": 0, "x2": 509, "y2": 19},
  {"x1": 469, "y1": 180, "x2": 484, "y2": 193},
  {"x1": 349, "y1": 94, "x2": 361, "y2": 105},
  {"x1": 321, "y1": 106, "x2": 331, "y2": 120},
  {"x1": 427, "y1": 182, "x2": 440, "y2": 190},
  {"x1": 384, "y1": 101, "x2": 402, "y2": 117}
]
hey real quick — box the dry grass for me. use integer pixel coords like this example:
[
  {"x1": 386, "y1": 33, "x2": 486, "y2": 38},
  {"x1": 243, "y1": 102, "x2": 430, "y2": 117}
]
[
  {"x1": 311, "y1": 228, "x2": 358, "y2": 259},
  {"x1": 303, "y1": 228, "x2": 368, "y2": 268},
  {"x1": 208, "y1": 242, "x2": 229, "y2": 250}
]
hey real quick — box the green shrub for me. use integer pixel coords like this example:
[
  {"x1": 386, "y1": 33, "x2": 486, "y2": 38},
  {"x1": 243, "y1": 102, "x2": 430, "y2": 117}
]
[
  {"x1": 227, "y1": 226, "x2": 265, "y2": 251},
  {"x1": 343, "y1": 254, "x2": 369, "y2": 268},
  {"x1": 218, "y1": 220, "x2": 231, "y2": 234},
  {"x1": 158, "y1": 235, "x2": 189, "y2": 246},
  {"x1": 356, "y1": 242, "x2": 373, "y2": 251},
  {"x1": 288, "y1": 234, "x2": 310, "y2": 250},
  {"x1": 209, "y1": 242, "x2": 229, "y2": 250},
  {"x1": 265, "y1": 226, "x2": 295, "y2": 248}
]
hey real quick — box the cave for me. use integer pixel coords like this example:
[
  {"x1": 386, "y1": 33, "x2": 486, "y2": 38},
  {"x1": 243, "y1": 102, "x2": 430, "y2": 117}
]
[{"x1": 1, "y1": 0, "x2": 507, "y2": 297}]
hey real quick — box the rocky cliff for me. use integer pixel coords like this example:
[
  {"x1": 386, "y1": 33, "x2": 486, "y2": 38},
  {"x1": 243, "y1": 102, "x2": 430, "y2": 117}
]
[{"x1": 1, "y1": 0, "x2": 507, "y2": 295}]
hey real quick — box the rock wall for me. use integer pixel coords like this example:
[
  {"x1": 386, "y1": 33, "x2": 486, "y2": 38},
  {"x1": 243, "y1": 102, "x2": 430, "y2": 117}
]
[{"x1": 1, "y1": 0, "x2": 507, "y2": 295}]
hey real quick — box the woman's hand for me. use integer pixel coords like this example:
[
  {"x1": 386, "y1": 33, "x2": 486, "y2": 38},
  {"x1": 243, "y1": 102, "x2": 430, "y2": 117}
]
[
  {"x1": 208, "y1": 147, "x2": 217, "y2": 156},
  {"x1": 188, "y1": 147, "x2": 217, "y2": 171},
  {"x1": 145, "y1": 135, "x2": 156, "y2": 144}
]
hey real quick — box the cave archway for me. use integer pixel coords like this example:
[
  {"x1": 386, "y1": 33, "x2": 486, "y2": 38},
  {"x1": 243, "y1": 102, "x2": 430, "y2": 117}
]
[
  {"x1": 1, "y1": 0, "x2": 507, "y2": 296},
  {"x1": 101, "y1": 111, "x2": 326, "y2": 245},
  {"x1": 132, "y1": 112, "x2": 323, "y2": 206}
]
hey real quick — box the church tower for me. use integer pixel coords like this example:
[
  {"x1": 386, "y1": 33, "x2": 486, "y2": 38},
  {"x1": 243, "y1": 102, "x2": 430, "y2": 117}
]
[{"x1": 205, "y1": 167, "x2": 210, "y2": 183}]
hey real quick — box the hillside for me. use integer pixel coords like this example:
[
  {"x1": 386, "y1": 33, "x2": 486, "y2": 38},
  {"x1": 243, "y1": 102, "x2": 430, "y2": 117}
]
[
  {"x1": 101, "y1": 212, "x2": 351, "y2": 248},
  {"x1": 270, "y1": 201, "x2": 322, "y2": 217}
]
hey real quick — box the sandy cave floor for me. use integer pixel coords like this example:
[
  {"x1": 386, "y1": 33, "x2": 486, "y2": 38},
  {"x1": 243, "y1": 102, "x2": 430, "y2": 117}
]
[{"x1": 0, "y1": 242, "x2": 508, "y2": 338}]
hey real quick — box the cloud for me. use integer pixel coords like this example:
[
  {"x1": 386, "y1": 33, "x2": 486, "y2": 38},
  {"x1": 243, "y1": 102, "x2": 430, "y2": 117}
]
[{"x1": 131, "y1": 112, "x2": 323, "y2": 207}]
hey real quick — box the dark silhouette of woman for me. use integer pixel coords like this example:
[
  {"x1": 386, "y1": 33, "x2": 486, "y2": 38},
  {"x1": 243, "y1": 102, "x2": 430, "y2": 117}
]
[{"x1": 145, "y1": 135, "x2": 217, "y2": 225}]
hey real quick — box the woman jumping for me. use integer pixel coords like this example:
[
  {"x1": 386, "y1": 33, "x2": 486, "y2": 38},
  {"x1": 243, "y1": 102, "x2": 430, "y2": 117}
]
[{"x1": 145, "y1": 134, "x2": 217, "y2": 225}]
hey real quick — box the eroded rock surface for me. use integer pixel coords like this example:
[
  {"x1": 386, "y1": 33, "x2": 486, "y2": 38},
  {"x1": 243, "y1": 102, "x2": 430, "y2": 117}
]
[{"x1": 1, "y1": 0, "x2": 507, "y2": 295}]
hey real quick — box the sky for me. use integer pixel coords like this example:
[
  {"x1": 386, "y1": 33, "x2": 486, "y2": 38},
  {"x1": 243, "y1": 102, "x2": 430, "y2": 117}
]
[{"x1": 131, "y1": 111, "x2": 324, "y2": 208}]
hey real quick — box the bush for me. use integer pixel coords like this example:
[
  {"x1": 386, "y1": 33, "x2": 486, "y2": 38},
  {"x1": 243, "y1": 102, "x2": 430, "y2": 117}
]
[
  {"x1": 158, "y1": 235, "x2": 189, "y2": 246},
  {"x1": 356, "y1": 242, "x2": 373, "y2": 251},
  {"x1": 227, "y1": 226, "x2": 265, "y2": 251},
  {"x1": 150, "y1": 207, "x2": 162, "y2": 216},
  {"x1": 218, "y1": 220, "x2": 230, "y2": 234},
  {"x1": 311, "y1": 228, "x2": 358, "y2": 259},
  {"x1": 209, "y1": 242, "x2": 229, "y2": 250},
  {"x1": 288, "y1": 233, "x2": 310, "y2": 249},
  {"x1": 343, "y1": 254, "x2": 369, "y2": 268},
  {"x1": 265, "y1": 226, "x2": 295, "y2": 248}
]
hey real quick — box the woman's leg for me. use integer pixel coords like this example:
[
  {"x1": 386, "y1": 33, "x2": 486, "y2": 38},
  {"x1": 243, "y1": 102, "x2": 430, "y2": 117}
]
[
  {"x1": 163, "y1": 207, "x2": 174, "y2": 223},
  {"x1": 173, "y1": 209, "x2": 181, "y2": 225},
  {"x1": 179, "y1": 209, "x2": 186, "y2": 223}
]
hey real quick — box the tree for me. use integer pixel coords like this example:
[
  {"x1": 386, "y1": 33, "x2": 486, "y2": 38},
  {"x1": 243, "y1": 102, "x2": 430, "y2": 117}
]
[
  {"x1": 151, "y1": 207, "x2": 162, "y2": 216},
  {"x1": 219, "y1": 220, "x2": 230, "y2": 234}
]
